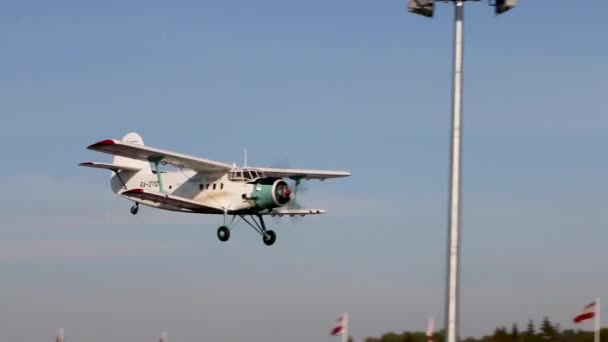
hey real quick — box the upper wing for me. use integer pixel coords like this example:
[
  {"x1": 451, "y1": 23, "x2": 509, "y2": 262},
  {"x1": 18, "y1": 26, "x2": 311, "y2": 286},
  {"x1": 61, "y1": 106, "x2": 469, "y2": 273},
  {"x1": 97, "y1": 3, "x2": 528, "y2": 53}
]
[
  {"x1": 121, "y1": 189, "x2": 224, "y2": 213},
  {"x1": 255, "y1": 167, "x2": 351, "y2": 180},
  {"x1": 87, "y1": 139, "x2": 233, "y2": 173}
]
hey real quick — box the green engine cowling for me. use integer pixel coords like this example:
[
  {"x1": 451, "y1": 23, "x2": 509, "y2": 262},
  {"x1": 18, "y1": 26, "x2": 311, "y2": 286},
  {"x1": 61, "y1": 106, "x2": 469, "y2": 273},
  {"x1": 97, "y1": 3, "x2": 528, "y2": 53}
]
[{"x1": 250, "y1": 178, "x2": 292, "y2": 210}]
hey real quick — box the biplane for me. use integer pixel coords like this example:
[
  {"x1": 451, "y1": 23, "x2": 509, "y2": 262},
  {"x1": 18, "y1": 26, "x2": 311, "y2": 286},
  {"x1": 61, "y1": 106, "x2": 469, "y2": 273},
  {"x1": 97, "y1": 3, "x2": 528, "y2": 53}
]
[{"x1": 79, "y1": 132, "x2": 351, "y2": 246}]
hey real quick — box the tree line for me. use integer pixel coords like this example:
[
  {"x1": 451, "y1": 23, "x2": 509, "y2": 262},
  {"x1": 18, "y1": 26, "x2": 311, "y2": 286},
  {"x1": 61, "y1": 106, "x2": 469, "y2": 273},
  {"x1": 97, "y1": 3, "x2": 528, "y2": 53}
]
[{"x1": 363, "y1": 317, "x2": 607, "y2": 342}]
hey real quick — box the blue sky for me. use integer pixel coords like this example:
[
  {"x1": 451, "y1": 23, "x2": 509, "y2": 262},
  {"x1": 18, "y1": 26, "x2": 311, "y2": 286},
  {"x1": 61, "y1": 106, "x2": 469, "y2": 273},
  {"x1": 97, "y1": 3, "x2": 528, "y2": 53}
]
[{"x1": 1, "y1": 1, "x2": 607, "y2": 341}]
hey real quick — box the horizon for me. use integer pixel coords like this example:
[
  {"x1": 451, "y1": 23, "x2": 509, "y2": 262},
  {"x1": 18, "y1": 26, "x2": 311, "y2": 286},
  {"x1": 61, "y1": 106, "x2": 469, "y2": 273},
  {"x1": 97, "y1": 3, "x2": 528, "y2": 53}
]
[{"x1": 49, "y1": 319, "x2": 607, "y2": 341}]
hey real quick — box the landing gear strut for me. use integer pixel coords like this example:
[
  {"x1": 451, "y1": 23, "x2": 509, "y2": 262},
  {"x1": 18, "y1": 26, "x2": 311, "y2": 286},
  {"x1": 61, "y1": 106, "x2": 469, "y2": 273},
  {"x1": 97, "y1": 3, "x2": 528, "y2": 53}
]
[
  {"x1": 216, "y1": 213, "x2": 277, "y2": 246},
  {"x1": 241, "y1": 214, "x2": 276, "y2": 246},
  {"x1": 130, "y1": 203, "x2": 139, "y2": 215}
]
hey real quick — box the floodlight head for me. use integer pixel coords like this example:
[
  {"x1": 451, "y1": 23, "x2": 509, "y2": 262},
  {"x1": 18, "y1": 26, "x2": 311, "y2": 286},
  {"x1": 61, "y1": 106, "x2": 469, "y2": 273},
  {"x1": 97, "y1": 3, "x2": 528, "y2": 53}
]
[
  {"x1": 408, "y1": 0, "x2": 434, "y2": 18},
  {"x1": 495, "y1": 0, "x2": 516, "y2": 14}
]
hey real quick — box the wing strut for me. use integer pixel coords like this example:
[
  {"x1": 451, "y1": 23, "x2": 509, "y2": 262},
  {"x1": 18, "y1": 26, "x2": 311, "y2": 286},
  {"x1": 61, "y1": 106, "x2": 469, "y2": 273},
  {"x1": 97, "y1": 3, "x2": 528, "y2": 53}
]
[
  {"x1": 149, "y1": 156, "x2": 166, "y2": 193},
  {"x1": 113, "y1": 170, "x2": 128, "y2": 190}
]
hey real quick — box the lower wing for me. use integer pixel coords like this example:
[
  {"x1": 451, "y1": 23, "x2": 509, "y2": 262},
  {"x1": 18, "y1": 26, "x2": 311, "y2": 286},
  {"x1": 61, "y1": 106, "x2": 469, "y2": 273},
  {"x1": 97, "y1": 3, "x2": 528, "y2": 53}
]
[
  {"x1": 268, "y1": 208, "x2": 327, "y2": 217},
  {"x1": 121, "y1": 189, "x2": 223, "y2": 214},
  {"x1": 121, "y1": 189, "x2": 326, "y2": 217}
]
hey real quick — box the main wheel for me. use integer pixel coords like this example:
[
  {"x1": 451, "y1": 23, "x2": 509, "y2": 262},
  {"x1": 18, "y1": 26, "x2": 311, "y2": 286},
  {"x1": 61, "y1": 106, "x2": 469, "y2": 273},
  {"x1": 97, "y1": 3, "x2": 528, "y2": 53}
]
[
  {"x1": 262, "y1": 230, "x2": 276, "y2": 246},
  {"x1": 130, "y1": 204, "x2": 139, "y2": 215},
  {"x1": 217, "y1": 226, "x2": 230, "y2": 242}
]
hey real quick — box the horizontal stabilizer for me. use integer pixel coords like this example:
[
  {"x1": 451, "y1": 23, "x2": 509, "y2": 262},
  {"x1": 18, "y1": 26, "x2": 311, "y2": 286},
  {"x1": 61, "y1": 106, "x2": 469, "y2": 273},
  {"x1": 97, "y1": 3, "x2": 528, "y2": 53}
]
[
  {"x1": 269, "y1": 208, "x2": 327, "y2": 217},
  {"x1": 121, "y1": 189, "x2": 223, "y2": 214},
  {"x1": 79, "y1": 162, "x2": 142, "y2": 172}
]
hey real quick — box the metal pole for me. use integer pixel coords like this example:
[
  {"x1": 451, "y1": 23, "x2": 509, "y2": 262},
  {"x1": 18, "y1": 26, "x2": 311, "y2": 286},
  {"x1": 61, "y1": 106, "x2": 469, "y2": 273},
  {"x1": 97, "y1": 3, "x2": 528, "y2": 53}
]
[
  {"x1": 445, "y1": 2, "x2": 464, "y2": 342},
  {"x1": 596, "y1": 298, "x2": 601, "y2": 342},
  {"x1": 342, "y1": 312, "x2": 349, "y2": 342}
]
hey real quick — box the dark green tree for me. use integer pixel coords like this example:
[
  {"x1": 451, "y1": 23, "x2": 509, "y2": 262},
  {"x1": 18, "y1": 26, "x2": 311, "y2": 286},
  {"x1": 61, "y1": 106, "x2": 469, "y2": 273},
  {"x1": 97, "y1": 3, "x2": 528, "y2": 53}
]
[
  {"x1": 524, "y1": 320, "x2": 537, "y2": 342},
  {"x1": 559, "y1": 329, "x2": 575, "y2": 342},
  {"x1": 379, "y1": 332, "x2": 402, "y2": 342},
  {"x1": 493, "y1": 327, "x2": 511, "y2": 342},
  {"x1": 540, "y1": 317, "x2": 557, "y2": 341},
  {"x1": 433, "y1": 329, "x2": 446, "y2": 342},
  {"x1": 361, "y1": 317, "x2": 605, "y2": 342},
  {"x1": 512, "y1": 323, "x2": 520, "y2": 341}
]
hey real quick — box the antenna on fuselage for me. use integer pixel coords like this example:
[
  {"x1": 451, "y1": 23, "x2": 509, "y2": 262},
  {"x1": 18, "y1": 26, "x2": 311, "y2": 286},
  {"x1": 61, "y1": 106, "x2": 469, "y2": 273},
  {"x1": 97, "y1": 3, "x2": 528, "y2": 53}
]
[{"x1": 243, "y1": 148, "x2": 248, "y2": 167}]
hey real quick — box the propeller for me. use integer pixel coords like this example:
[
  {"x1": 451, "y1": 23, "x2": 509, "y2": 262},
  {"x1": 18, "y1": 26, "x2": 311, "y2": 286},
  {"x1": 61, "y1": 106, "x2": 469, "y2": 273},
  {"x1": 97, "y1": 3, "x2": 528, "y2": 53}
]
[
  {"x1": 270, "y1": 159, "x2": 311, "y2": 224},
  {"x1": 286, "y1": 176, "x2": 309, "y2": 209},
  {"x1": 270, "y1": 177, "x2": 310, "y2": 224}
]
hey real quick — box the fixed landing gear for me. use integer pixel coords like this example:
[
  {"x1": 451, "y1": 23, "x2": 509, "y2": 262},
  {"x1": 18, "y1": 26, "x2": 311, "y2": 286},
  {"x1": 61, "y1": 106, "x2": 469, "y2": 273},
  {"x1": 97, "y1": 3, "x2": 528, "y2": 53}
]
[
  {"x1": 216, "y1": 214, "x2": 277, "y2": 246},
  {"x1": 241, "y1": 214, "x2": 276, "y2": 246},
  {"x1": 130, "y1": 203, "x2": 139, "y2": 215},
  {"x1": 262, "y1": 230, "x2": 276, "y2": 246},
  {"x1": 217, "y1": 225, "x2": 230, "y2": 242}
]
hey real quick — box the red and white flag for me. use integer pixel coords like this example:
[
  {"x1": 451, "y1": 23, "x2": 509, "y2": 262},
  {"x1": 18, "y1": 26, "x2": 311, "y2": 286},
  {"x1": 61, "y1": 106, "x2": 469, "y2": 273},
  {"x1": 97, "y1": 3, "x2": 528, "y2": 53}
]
[
  {"x1": 331, "y1": 314, "x2": 346, "y2": 335},
  {"x1": 573, "y1": 301, "x2": 596, "y2": 323}
]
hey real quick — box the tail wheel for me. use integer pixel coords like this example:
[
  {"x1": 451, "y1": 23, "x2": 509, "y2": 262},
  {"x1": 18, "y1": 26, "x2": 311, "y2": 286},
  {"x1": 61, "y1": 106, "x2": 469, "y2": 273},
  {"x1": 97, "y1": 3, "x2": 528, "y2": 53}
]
[
  {"x1": 130, "y1": 204, "x2": 139, "y2": 215},
  {"x1": 262, "y1": 230, "x2": 276, "y2": 246},
  {"x1": 217, "y1": 226, "x2": 230, "y2": 242}
]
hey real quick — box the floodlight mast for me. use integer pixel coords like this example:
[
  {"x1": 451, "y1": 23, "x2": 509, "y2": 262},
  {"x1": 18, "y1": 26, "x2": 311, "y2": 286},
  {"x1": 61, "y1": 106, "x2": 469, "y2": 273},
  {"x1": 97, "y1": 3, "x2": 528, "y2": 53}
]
[{"x1": 406, "y1": 1, "x2": 516, "y2": 342}]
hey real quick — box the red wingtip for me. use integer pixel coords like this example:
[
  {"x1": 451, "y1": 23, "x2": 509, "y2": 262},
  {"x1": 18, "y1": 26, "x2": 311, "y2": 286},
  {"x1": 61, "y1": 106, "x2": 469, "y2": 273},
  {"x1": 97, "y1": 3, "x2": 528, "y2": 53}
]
[
  {"x1": 124, "y1": 188, "x2": 144, "y2": 194},
  {"x1": 87, "y1": 139, "x2": 115, "y2": 149}
]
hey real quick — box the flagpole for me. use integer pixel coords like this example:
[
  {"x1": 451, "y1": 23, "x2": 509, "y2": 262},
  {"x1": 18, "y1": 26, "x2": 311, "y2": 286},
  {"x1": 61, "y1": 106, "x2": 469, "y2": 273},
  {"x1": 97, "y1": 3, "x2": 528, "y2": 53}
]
[
  {"x1": 596, "y1": 298, "x2": 600, "y2": 342},
  {"x1": 428, "y1": 317, "x2": 435, "y2": 342},
  {"x1": 56, "y1": 328, "x2": 64, "y2": 342},
  {"x1": 342, "y1": 312, "x2": 349, "y2": 342}
]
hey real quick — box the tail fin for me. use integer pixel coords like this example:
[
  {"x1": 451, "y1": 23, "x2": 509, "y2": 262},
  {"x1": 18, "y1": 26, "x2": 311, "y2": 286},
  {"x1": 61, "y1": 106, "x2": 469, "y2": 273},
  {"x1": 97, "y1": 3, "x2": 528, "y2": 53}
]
[{"x1": 112, "y1": 132, "x2": 151, "y2": 171}]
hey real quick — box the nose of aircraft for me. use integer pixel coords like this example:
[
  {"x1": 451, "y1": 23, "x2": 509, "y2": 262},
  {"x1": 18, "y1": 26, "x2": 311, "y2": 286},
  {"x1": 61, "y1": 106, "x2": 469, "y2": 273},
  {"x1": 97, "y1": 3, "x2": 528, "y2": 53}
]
[{"x1": 284, "y1": 185, "x2": 292, "y2": 199}]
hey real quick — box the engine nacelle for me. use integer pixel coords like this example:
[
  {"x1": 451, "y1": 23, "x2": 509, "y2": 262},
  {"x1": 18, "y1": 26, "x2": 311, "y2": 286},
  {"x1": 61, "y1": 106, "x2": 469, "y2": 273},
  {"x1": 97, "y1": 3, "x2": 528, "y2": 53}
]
[{"x1": 248, "y1": 178, "x2": 291, "y2": 209}]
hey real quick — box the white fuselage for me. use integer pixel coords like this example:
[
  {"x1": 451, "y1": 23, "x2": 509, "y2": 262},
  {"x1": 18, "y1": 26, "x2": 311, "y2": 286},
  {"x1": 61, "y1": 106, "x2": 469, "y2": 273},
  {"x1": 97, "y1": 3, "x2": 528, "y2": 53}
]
[{"x1": 111, "y1": 169, "x2": 259, "y2": 213}]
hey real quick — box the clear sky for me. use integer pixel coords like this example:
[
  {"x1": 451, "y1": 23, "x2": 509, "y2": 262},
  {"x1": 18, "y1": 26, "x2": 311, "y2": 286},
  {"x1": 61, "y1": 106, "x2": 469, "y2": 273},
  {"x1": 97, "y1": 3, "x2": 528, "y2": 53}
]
[{"x1": 1, "y1": 1, "x2": 607, "y2": 341}]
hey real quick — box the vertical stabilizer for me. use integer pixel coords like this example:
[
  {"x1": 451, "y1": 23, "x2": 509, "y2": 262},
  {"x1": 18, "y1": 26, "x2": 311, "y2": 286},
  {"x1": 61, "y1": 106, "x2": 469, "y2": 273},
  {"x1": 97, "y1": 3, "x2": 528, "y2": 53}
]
[{"x1": 112, "y1": 132, "x2": 151, "y2": 171}]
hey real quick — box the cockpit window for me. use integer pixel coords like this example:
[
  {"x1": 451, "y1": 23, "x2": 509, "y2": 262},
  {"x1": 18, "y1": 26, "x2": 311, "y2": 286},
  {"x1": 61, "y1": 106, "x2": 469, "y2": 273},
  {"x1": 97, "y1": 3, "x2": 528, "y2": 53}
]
[{"x1": 228, "y1": 168, "x2": 264, "y2": 182}]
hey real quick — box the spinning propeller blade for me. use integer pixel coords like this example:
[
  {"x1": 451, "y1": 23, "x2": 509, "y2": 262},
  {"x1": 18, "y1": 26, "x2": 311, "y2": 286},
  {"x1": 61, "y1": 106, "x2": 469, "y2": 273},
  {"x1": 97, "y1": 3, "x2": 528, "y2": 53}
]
[{"x1": 270, "y1": 159, "x2": 311, "y2": 223}]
